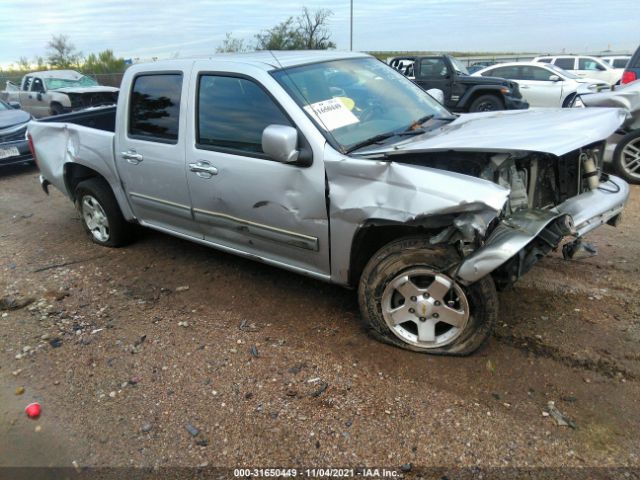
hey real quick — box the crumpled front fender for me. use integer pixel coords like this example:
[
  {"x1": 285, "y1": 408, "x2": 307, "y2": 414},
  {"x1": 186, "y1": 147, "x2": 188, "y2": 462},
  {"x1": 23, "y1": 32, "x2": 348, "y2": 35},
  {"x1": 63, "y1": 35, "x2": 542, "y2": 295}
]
[{"x1": 456, "y1": 176, "x2": 629, "y2": 284}]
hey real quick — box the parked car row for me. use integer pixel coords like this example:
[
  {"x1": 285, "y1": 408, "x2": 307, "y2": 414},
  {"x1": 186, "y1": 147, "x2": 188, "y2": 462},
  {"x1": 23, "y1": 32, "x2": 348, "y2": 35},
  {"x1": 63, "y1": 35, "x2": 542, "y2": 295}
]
[
  {"x1": 388, "y1": 55, "x2": 529, "y2": 113},
  {"x1": 472, "y1": 62, "x2": 609, "y2": 108},
  {"x1": 389, "y1": 53, "x2": 635, "y2": 110}
]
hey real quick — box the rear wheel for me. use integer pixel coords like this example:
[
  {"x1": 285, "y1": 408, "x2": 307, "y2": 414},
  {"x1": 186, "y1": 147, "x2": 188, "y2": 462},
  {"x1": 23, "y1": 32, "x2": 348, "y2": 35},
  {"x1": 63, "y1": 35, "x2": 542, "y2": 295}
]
[
  {"x1": 613, "y1": 130, "x2": 640, "y2": 184},
  {"x1": 74, "y1": 178, "x2": 132, "y2": 247},
  {"x1": 469, "y1": 94, "x2": 504, "y2": 112},
  {"x1": 358, "y1": 237, "x2": 498, "y2": 355}
]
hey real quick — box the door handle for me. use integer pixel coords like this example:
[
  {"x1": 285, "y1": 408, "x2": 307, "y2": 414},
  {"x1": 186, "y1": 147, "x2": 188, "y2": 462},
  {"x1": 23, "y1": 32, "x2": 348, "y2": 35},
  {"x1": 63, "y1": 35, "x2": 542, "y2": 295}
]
[
  {"x1": 121, "y1": 150, "x2": 143, "y2": 164},
  {"x1": 520, "y1": 85, "x2": 530, "y2": 89},
  {"x1": 189, "y1": 161, "x2": 218, "y2": 178}
]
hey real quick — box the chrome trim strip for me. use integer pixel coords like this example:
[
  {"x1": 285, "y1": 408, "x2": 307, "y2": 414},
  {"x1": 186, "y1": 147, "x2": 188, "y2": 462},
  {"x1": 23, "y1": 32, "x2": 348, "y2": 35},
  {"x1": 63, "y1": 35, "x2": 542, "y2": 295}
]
[
  {"x1": 129, "y1": 192, "x2": 191, "y2": 211},
  {"x1": 193, "y1": 207, "x2": 319, "y2": 251},
  {"x1": 138, "y1": 220, "x2": 330, "y2": 281}
]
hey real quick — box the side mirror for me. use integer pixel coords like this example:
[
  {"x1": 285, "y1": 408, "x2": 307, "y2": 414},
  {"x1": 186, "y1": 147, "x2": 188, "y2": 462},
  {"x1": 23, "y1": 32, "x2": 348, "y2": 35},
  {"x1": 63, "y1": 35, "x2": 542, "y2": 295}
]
[
  {"x1": 8, "y1": 101, "x2": 21, "y2": 109},
  {"x1": 262, "y1": 124, "x2": 299, "y2": 163},
  {"x1": 549, "y1": 75, "x2": 561, "y2": 82},
  {"x1": 426, "y1": 88, "x2": 445, "y2": 104},
  {"x1": 37, "y1": 93, "x2": 43, "y2": 101}
]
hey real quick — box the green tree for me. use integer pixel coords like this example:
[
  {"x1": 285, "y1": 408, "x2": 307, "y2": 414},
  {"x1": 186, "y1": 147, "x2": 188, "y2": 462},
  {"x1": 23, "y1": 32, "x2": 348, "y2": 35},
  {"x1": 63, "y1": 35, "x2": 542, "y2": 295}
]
[
  {"x1": 255, "y1": 17, "x2": 300, "y2": 50},
  {"x1": 82, "y1": 49, "x2": 126, "y2": 74},
  {"x1": 47, "y1": 34, "x2": 81, "y2": 68},
  {"x1": 254, "y1": 8, "x2": 336, "y2": 51},
  {"x1": 216, "y1": 33, "x2": 249, "y2": 53}
]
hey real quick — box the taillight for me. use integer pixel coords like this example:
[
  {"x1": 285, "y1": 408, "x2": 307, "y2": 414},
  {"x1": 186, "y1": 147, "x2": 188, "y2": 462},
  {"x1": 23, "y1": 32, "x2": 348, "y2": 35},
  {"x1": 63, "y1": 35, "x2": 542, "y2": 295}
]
[
  {"x1": 27, "y1": 132, "x2": 39, "y2": 169},
  {"x1": 621, "y1": 70, "x2": 637, "y2": 84}
]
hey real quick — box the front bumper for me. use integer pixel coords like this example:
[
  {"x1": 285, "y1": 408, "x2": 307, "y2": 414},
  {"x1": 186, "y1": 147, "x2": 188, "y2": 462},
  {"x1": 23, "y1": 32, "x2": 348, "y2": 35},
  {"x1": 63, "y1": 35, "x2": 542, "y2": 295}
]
[
  {"x1": 456, "y1": 175, "x2": 629, "y2": 283},
  {"x1": 504, "y1": 96, "x2": 529, "y2": 110}
]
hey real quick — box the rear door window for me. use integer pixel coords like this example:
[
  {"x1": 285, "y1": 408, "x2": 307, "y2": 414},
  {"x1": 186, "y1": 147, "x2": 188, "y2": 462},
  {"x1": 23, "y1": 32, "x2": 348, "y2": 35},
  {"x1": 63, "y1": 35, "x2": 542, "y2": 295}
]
[
  {"x1": 613, "y1": 58, "x2": 629, "y2": 68},
  {"x1": 554, "y1": 58, "x2": 576, "y2": 70},
  {"x1": 484, "y1": 66, "x2": 520, "y2": 79},
  {"x1": 129, "y1": 73, "x2": 182, "y2": 143},
  {"x1": 578, "y1": 58, "x2": 605, "y2": 71}
]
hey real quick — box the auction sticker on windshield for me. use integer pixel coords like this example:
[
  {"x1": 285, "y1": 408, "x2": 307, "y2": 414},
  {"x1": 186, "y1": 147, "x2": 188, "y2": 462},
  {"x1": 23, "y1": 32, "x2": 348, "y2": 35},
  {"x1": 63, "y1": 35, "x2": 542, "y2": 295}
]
[
  {"x1": 0, "y1": 146, "x2": 20, "y2": 159},
  {"x1": 304, "y1": 97, "x2": 359, "y2": 131}
]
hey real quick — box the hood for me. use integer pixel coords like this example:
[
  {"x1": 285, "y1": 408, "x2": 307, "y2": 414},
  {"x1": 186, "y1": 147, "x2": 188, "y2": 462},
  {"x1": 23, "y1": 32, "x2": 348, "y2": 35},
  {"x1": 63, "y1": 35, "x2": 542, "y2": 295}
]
[
  {"x1": 52, "y1": 86, "x2": 119, "y2": 94},
  {"x1": 457, "y1": 74, "x2": 511, "y2": 86},
  {"x1": 364, "y1": 107, "x2": 627, "y2": 157},
  {"x1": 0, "y1": 108, "x2": 31, "y2": 130}
]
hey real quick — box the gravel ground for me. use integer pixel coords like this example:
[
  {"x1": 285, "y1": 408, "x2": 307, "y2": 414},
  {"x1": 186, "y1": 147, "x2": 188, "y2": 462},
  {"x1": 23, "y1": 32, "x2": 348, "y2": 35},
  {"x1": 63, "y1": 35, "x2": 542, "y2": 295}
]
[{"x1": 1, "y1": 164, "x2": 639, "y2": 477}]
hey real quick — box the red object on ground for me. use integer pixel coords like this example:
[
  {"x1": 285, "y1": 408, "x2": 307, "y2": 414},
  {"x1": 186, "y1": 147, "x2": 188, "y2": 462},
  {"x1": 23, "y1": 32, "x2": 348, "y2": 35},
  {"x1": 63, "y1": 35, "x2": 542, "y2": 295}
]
[{"x1": 25, "y1": 402, "x2": 41, "y2": 419}]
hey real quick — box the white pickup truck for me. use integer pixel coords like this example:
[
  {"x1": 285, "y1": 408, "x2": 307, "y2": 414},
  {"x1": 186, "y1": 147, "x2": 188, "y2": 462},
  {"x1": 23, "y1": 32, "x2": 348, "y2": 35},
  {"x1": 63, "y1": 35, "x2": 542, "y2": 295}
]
[
  {"x1": 28, "y1": 51, "x2": 629, "y2": 355},
  {"x1": 2, "y1": 70, "x2": 118, "y2": 118}
]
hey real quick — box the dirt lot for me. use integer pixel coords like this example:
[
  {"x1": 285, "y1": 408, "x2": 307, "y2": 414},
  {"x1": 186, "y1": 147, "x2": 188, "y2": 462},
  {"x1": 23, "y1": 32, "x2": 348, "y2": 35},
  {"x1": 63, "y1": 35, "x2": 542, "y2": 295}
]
[{"x1": 1, "y1": 164, "x2": 640, "y2": 477}]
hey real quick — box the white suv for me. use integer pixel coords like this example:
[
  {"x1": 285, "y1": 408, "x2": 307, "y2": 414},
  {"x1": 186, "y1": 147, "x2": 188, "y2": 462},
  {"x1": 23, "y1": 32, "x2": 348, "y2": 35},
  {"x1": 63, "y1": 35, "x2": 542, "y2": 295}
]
[{"x1": 533, "y1": 55, "x2": 622, "y2": 85}]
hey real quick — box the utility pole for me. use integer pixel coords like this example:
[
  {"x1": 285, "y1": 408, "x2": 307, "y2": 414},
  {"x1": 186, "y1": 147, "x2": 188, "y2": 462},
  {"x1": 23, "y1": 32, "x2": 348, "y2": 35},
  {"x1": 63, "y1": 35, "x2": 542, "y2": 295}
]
[{"x1": 350, "y1": 0, "x2": 353, "y2": 51}]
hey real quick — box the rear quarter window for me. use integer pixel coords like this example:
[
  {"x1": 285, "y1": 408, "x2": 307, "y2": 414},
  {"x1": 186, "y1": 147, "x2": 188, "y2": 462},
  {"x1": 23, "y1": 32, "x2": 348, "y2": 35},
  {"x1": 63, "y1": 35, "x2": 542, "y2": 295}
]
[
  {"x1": 554, "y1": 58, "x2": 575, "y2": 70},
  {"x1": 129, "y1": 73, "x2": 182, "y2": 143}
]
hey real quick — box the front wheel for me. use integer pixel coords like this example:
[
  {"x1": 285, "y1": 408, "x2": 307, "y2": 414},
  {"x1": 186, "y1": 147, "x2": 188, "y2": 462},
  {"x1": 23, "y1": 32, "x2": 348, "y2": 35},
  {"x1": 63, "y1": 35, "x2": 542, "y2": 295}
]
[
  {"x1": 468, "y1": 94, "x2": 504, "y2": 112},
  {"x1": 612, "y1": 130, "x2": 640, "y2": 184},
  {"x1": 74, "y1": 178, "x2": 133, "y2": 247},
  {"x1": 358, "y1": 237, "x2": 498, "y2": 355}
]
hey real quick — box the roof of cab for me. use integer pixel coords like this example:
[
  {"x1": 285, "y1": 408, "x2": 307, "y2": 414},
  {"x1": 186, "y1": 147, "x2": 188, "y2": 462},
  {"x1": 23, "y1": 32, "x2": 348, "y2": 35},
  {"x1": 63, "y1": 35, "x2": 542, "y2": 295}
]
[{"x1": 136, "y1": 50, "x2": 371, "y2": 71}]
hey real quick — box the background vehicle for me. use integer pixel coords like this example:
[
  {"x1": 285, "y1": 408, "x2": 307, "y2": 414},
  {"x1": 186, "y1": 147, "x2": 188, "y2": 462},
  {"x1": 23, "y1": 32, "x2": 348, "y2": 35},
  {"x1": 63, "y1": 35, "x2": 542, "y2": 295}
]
[
  {"x1": 573, "y1": 80, "x2": 640, "y2": 184},
  {"x1": 29, "y1": 52, "x2": 628, "y2": 356},
  {"x1": 389, "y1": 55, "x2": 528, "y2": 112},
  {"x1": 473, "y1": 62, "x2": 609, "y2": 107},
  {"x1": 600, "y1": 55, "x2": 631, "y2": 69},
  {"x1": 1, "y1": 70, "x2": 118, "y2": 118},
  {"x1": 621, "y1": 45, "x2": 640, "y2": 84},
  {"x1": 533, "y1": 55, "x2": 622, "y2": 85},
  {"x1": 467, "y1": 61, "x2": 498, "y2": 74},
  {"x1": 0, "y1": 99, "x2": 32, "y2": 167}
]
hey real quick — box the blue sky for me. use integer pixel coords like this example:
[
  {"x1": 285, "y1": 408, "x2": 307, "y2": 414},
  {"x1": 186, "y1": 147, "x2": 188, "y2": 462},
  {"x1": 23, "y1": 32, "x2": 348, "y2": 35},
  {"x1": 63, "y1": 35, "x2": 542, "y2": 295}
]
[{"x1": 0, "y1": 0, "x2": 638, "y2": 66}]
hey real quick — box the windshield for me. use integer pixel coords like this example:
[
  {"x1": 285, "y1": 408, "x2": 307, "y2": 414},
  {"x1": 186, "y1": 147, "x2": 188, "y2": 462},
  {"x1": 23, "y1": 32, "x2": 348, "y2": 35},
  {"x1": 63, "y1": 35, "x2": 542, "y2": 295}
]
[
  {"x1": 272, "y1": 57, "x2": 451, "y2": 153},
  {"x1": 548, "y1": 63, "x2": 580, "y2": 79},
  {"x1": 0, "y1": 99, "x2": 9, "y2": 111},
  {"x1": 44, "y1": 75, "x2": 98, "y2": 90},
  {"x1": 450, "y1": 56, "x2": 470, "y2": 75}
]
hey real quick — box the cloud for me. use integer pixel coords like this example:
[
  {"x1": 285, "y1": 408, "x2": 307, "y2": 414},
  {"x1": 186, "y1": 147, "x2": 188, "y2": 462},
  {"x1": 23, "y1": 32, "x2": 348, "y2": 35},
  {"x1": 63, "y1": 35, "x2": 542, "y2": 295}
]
[{"x1": 0, "y1": 0, "x2": 638, "y2": 66}]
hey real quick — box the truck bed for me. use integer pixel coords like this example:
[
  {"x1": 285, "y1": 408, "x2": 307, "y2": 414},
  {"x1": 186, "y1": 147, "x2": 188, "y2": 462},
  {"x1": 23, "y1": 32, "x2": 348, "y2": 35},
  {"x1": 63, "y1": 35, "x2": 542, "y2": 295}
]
[
  {"x1": 36, "y1": 106, "x2": 116, "y2": 131},
  {"x1": 29, "y1": 106, "x2": 119, "y2": 201}
]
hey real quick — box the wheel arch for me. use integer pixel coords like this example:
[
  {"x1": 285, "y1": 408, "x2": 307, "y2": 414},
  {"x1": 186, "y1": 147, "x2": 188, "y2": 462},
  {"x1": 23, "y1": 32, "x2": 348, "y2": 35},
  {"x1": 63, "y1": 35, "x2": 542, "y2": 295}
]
[
  {"x1": 458, "y1": 86, "x2": 504, "y2": 109},
  {"x1": 63, "y1": 162, "x2": 136, "y2": 221},
  {"x1": 347, "y1": 215, "x2": 464, "y2": 288}
]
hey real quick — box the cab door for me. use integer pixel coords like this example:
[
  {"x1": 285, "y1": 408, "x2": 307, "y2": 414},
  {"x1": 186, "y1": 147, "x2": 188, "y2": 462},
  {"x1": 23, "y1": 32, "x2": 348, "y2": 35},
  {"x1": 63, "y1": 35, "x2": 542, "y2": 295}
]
[
  {"x1": 184, "y1": 65, "x2": 330, "y2": 277},
  {"x1": 517, "y1": 66, "x2": 563, "y2": 107},
  {"x1": 114, "y1": 65, "x2": 199, "y2": 238},
  {"x1": 415, "y1": 58, "x2": 454, "y2": 106}
]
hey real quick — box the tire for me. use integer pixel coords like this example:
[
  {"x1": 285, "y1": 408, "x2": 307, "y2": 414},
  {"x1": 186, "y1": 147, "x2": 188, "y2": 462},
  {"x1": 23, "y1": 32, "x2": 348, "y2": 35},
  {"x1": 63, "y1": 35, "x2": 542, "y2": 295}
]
[
  {"x1": 50, "y1": 103, "x2": 64, "y2": 116},
  {"x1": 613, "y1": 130, "x2": 640, "y2": 184},
  {"x1": 74, "y1": 178, "x2": 133, "y2": 247},
  {"x1": 468, "y1": 94, "x2": 504, "y2": 112},
  {"x1": 562, "y1": 93, "x2": 577, "y2": 108},
  {"x1": 358, "y1": 237, "x2": 498, "y2": 356}
]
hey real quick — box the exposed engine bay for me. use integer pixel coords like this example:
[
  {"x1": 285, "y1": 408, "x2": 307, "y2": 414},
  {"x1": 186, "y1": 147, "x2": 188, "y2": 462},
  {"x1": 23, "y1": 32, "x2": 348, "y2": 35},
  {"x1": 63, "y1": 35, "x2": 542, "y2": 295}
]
[{"x1": 393, "y1": 143, "x2": 607, "y2": 289}]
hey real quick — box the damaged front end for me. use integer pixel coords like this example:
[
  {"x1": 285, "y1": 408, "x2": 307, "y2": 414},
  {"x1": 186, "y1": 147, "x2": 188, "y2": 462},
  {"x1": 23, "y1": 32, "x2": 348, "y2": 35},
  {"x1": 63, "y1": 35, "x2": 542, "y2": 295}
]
[{"x1": 419, "y1": 144, "x2": 629, "y2": 289}]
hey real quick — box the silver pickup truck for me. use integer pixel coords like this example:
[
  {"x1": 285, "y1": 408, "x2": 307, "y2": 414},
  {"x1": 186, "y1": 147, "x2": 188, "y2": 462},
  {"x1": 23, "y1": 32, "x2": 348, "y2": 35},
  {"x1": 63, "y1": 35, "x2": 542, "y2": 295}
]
[{"x1": 28, "y1": 51, "x2": 629, "y2": 355}]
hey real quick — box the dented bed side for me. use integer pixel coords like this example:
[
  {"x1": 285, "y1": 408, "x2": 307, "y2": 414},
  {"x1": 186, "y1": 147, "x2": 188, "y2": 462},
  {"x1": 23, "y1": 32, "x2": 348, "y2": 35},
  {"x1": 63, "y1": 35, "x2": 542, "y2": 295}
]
[{"x1": 28, "y1": 120, "x2": 135, "y2": 220}]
